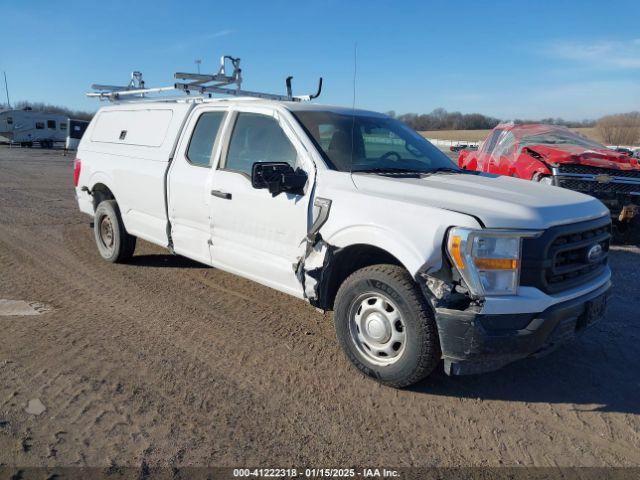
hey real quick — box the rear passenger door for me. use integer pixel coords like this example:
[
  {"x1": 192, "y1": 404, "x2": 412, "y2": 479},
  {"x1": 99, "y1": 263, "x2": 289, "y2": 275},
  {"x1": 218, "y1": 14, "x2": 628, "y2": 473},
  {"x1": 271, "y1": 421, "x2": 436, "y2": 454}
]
[
  {"x1": 168, "y1": 107, "x2": 227, "y2": 264},
  {"x1": 208, "y1": 107, "x2": 312, "y2": 297}
]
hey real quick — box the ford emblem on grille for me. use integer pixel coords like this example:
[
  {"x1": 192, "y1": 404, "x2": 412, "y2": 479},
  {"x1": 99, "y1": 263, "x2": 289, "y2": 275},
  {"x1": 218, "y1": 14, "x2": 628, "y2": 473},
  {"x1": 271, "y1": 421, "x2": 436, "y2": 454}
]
[
  {"x1": 594, "y1": 174, "x2": 612, "y2": 183},
  {"x1": 587, "y1": 244, "x2": 603, "y2": 263}
]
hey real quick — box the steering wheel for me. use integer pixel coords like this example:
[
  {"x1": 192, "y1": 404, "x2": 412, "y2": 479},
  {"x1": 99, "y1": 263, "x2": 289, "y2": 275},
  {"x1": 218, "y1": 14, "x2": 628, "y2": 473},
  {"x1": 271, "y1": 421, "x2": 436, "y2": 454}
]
[{"x1": 380, "y1": 151, "x2": 402, "y2": 162}]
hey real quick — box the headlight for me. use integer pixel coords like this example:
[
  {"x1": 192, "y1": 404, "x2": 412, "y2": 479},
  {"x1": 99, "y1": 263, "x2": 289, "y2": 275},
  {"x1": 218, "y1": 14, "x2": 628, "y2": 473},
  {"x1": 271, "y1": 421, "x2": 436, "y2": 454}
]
[
  {"x1": 446, "y1": 227, "x2": 540, "y2": 297},
  {"x1": 534, "y1": 173, "x2": 553, "y2": 185}
]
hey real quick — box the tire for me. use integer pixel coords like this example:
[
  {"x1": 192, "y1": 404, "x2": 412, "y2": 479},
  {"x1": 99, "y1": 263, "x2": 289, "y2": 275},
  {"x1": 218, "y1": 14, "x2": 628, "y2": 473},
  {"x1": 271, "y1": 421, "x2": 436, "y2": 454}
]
[
  {"x1": 334, "y1": 264, "x2": 440, "y2": 388},
  {"x1": 93, "y1": 200, "x2": 136, "y2": 263},
  {"x1": 613, "y1": 217, "x2": 640, "y2": 245}
]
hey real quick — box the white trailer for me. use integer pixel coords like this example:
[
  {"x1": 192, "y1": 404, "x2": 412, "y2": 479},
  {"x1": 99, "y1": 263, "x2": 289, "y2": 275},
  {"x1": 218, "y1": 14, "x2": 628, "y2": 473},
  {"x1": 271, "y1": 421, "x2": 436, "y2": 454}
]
[{"x1": 0, "y1": 109, "x2": 69, "y2": 148}]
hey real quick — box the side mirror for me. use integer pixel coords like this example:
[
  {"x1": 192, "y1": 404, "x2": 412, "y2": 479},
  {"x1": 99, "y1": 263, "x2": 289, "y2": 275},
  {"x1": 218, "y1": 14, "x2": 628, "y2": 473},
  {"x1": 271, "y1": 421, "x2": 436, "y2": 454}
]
[{"x1": 251, "y1": 162, "x2": 307, "y2": 196}]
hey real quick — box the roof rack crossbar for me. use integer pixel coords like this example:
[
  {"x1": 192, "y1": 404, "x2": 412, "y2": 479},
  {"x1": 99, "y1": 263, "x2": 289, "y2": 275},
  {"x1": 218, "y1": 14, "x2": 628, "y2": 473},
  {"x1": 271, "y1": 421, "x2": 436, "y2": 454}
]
[
  {"x1": 174, "y1": 83, "x2": 292, "y2": 102},
  {"x1": 86, "y1": 86, "x2": 177, "y2": 101},
  {"x1": 86, "y1": 55, "x2": 322, "y2": 103}
]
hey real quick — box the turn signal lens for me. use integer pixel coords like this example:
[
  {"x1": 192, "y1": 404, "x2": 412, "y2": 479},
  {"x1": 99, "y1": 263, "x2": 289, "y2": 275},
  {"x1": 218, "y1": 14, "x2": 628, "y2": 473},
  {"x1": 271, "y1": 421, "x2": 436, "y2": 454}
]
[
  {"x1": 449, "y1": 235, "x2": 465, "y2": 270},
  {"x1": 474, "y1": 258, "x2": 518, "y2": 270}
]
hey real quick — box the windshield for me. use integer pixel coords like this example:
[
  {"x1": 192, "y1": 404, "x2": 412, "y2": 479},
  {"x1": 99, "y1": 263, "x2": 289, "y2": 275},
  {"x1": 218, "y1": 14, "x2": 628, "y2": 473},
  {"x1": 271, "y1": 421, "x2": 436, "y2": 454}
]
[
  {"x1": 292, "y1": 110, "x2": 459, "y2": 173},
  {"x1": 519, "y1": 129, "x2": 605, "y2": 150}
]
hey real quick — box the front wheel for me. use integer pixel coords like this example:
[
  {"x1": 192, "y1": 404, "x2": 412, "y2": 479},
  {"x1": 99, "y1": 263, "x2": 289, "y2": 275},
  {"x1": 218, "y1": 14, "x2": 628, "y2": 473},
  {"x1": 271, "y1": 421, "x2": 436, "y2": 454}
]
[
  {"x1": 613, "y1": 216, "x2": 640, "y2": 245},
  {"x1": 334, "y1": 264, "x2": 441, "y2": 388},
  {"x1": 93, "y1": 200, "x2": 136, "y2": 263}
]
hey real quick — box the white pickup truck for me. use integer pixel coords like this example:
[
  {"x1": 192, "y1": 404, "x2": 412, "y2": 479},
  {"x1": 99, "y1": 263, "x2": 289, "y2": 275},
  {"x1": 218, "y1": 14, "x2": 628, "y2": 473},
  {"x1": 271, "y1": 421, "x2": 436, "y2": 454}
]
[{"x1": 74, "y1": 98, "x2": 612, "y2": 387}]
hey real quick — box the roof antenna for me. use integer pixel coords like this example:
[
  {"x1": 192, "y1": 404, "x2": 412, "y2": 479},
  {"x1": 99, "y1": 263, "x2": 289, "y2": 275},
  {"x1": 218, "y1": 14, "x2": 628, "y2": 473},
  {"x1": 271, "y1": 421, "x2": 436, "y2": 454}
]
[
  {"x1": 3, "y1": 72, "x2": 10, "y2": 108},
  {"x1": 351, "y1": 43, "x2": 358, "y2": 112},
  {"x1": 286, "y1": 76, "x2": 293, "y2": 100},
  {"x1": 350, "y1": 42, "x2": 358, "y2": 172}
]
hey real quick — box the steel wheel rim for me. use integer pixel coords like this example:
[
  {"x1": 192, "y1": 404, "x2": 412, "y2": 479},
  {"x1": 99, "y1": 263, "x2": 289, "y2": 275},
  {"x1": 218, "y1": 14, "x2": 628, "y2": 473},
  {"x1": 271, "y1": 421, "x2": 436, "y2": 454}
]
[
  {"x1": 98, "y1": 215, "x2": 115, "y2": 253},
  {"x1": 349, "y1": 293, "x2": 407, "y2": 366}
]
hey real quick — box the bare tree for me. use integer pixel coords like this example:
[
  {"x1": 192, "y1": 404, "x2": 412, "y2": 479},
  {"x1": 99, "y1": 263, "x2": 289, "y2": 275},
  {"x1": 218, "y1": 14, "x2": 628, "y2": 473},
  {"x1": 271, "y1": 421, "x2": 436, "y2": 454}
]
[
  {"x1": 596, "y1": 112, "x2": 640, "y2": 146},
  {"x1": 397, "y1": 108, "x2": 501, "y2": 131},
  {"x1": 12, "y1": 101, "x2": 94, "y2": 121}
]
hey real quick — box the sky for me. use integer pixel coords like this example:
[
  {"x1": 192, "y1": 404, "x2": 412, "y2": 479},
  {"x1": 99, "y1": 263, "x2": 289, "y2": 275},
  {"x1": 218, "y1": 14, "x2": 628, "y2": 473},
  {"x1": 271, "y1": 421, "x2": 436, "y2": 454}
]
[{"x1": 1, "y1": 0, "x2": 639, "y2": 120}]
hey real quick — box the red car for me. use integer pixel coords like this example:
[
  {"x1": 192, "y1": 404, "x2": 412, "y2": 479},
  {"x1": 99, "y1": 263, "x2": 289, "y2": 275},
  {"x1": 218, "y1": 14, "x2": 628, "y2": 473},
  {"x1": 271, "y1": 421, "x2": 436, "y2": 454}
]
[{"x1": 458, "y1": 123, "x2": 640, "y2": 238}]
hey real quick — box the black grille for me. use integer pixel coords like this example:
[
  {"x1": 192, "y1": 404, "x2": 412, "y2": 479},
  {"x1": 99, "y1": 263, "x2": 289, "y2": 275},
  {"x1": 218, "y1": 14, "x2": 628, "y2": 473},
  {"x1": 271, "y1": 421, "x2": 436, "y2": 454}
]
[
  {"x1": 557, "y1": 164, "x2": 640, "y2": 179},
  {"x1": 557, "y1": 178, "x2": 640, "y2": 195},
  {"x1": 521, "y1": 216, "x2": 610, "y2": 294}
]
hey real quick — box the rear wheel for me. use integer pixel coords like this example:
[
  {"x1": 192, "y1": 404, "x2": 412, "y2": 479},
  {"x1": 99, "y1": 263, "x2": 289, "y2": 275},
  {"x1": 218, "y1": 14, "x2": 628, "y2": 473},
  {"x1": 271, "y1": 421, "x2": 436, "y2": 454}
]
[
  {"x1": 334, "y1": 264, "x2": 441, "y2": 388},
  {"x1": 93, "y1": 200, "x2": 136, "y2": 263}
]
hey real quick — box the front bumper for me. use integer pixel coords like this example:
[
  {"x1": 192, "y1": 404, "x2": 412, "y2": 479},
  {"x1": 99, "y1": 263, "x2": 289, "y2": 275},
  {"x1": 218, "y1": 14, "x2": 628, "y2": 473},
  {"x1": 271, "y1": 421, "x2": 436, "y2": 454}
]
[
  {"x1": 435, "y1": 281, "x2": 611, "y2": 376},
  {"x1": 550, "y1": 167, "x2": 640, "y2": 219}
]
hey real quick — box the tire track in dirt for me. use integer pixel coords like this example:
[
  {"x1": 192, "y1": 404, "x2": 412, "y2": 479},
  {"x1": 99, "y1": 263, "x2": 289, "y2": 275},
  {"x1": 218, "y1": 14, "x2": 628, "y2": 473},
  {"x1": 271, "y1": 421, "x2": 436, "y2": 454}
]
[
  {"x1": 1, "y1": 227, "x2": 376, "y2": 466},
  {"x1": 5, "y1": 216, "x2": 462, "y2": 465}
]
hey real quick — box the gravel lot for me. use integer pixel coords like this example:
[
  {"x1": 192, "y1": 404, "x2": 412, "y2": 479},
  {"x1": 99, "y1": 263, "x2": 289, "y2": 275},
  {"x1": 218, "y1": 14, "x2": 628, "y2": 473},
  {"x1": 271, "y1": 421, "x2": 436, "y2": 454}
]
[{"x1": 0, "y1": 145, "x2": 638, "y2": 469}]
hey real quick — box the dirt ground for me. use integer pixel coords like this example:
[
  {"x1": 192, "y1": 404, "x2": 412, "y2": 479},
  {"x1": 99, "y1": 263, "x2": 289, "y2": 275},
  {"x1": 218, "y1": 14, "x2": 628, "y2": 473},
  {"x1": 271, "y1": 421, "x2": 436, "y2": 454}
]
[{"x1": 0, "y1": 145, "x2": 638, "y2": 469}]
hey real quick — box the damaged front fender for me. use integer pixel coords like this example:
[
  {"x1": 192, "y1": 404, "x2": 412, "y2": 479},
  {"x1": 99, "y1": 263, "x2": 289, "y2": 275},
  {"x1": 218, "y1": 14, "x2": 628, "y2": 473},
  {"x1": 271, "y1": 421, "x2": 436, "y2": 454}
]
[
  {"x1": 294, "y1": 197, "x2": 335, "y2": 307},
  {"x1": 296, "y1": 238, "x2": 336, "y2": 306}
]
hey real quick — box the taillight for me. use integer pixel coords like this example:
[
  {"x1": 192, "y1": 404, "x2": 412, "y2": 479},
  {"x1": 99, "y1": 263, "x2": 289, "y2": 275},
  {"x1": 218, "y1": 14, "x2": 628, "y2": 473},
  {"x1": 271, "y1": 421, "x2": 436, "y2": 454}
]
[{"x1": 73, "y1": 159, "x2": 81, "y2": 187}]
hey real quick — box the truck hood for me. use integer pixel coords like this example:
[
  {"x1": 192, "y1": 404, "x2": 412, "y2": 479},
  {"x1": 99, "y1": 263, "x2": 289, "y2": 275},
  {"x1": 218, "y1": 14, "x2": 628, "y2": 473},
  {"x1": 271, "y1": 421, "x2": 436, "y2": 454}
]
[
  {"x1": 351, "y1": 172, "x2": 608, "y2": 230},
  {"x1": 524, "y1": 144, "x2": 640, "y2": 171}
]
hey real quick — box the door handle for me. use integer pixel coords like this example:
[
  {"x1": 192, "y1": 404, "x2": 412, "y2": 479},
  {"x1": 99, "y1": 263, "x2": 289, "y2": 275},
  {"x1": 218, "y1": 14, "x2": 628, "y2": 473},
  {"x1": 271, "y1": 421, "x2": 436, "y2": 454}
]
[{"x1": 211, "y1": 190, "x2": 232, "y2": 200}]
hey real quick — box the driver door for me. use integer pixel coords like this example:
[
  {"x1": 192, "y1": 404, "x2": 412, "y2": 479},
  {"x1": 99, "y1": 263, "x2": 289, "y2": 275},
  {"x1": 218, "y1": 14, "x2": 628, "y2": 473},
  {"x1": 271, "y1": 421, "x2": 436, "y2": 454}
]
[{"x1": 208, "y1": 107, "x2": 313, "y2": 297}]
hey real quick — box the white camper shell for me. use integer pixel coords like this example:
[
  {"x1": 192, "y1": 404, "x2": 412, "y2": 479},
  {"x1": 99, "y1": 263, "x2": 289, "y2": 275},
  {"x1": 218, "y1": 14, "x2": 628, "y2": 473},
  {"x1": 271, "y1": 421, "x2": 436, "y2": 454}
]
[
  {"x1": 75, "y1": 64, "x2": 612, "y2": 388},
  {"x1": 0, "y1": 109, "x2": 68, "y2": 147}
]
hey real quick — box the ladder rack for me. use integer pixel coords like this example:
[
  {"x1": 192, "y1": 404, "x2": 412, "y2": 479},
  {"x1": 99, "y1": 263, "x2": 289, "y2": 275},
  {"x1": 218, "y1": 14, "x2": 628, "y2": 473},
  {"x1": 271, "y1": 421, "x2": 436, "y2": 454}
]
[{"x1": 87, "y1": 55, "x2": 322, "y2": 103}]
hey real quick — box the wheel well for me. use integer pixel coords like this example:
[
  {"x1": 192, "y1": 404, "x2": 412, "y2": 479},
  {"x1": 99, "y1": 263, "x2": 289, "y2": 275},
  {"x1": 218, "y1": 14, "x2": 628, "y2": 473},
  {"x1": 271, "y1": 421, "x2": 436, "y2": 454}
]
[
  {"x1": 92, "y1": 183, "x2": 115, "y2": 212},
  {"x1": 319, "y1": 244, "x2": 405, "y2": 310}
]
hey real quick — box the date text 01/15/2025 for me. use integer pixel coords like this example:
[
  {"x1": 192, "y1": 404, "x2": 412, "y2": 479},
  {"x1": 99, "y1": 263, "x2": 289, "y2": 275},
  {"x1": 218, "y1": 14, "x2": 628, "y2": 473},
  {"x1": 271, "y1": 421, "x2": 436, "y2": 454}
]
[{"x1": 232, "y1": 468, "x2": 400, "y2": 478}]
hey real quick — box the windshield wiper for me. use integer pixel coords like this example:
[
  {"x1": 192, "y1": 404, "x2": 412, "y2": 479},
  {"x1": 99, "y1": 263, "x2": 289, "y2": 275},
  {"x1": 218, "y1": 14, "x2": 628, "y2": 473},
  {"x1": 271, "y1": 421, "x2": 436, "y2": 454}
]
[
  {"x1": 424, "y1": 167, "x2": 463, "y2": 174},
  {"x1": 351, "y1": 167, "x2": 427, "y2": 176}
]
